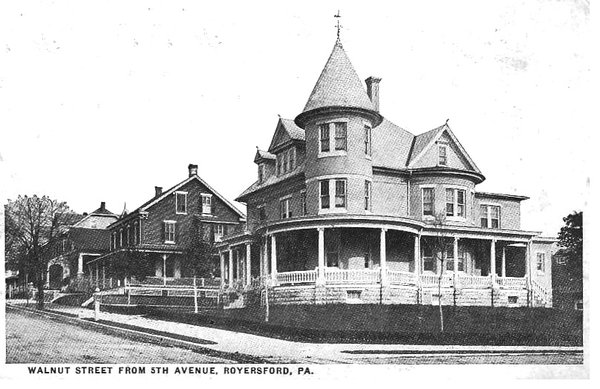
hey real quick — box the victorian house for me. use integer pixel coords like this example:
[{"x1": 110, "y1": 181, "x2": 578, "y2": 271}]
[
  {"x1": 218, "y1": 37, "x2": 554, "y2": 308},
  {"x1": 44, "y1": 202, "x2": 118, "y2": 290},
  {"x1": 90, "y1": 164, "x2": 245, "y2": 287}
]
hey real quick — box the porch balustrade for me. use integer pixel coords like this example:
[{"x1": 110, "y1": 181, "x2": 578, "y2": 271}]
[
  {"x1": 276, "y1": 270, "x2": 318, "y2": 285},
  {"x1": 387, "y1": 270, "x2": 418, "y2": 285},
  {"x1": 324, "y1": 268, "x2": 380, "y2": 284},
  {"x1": 496, "y1": 276, "x2": 527, "y2": 289},
  {"x1": 420, "y1": 273, "x2": 454, "y2": 287},
  {"x1": 458, "y1": 275, "x2": 492, "y2": 289}
]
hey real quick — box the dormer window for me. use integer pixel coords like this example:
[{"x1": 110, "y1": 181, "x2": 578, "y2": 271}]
[
  {"x1": 175, "y1": 191, "x2": 187, "y2": 214},
  {"x1": 258, "y1": 164, "x2": 265, "y2": 183},
  {"x1": 276, "y1": 148, "x2": 296, "y2": 176},
  {"x1": 201, "y1": 194, "x2": 212, "y2": 214},
  {"x1": 438, "y1": 145, "x2": 447, "y2": 166}
]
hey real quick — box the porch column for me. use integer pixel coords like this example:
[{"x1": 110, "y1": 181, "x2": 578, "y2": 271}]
[
  {"x1": 453, "y1": 237, "x2": 459, "y2": 289},
  {"x1": 490, "y1": 239, "x2": 496, "y2": 284},
  {"x1": 413, "y1": 235, "x2": 420, "y2": 275},
  {"x1": 270, "y1": 234, "x2": 277, "y2": 280},
  {"x1": 245, "y1": 243, "x2": 252, "y2": 286},
  {"x1": 95, "y1": 263, "x2": 99, "y2": 286},
  {"x1": 501, "y1": 246, "x2": 506, "y2": 278},
  {"x1": 102, "y1": 265, "x2": 106, "y2": 287},
  {"x1": 219, "y1": 251, "x2": 225, "y2": 288},
  {"x1": 317, "y1": 228, "x2": 325, "y2": 285},
  {"x1": 77, "y1": 253, "x2": 84, "y2": 276},
  {"x1": 162, "y1": 254, "x2": 167, "y2": 285},
  {"x1": 228, "y1": 248, "x2": 234, "y2": 288},
  {"x1": 46, "y1": 265, "x2": 51, "y2": 288},
  {"x1": 380, "y1": 228, "x2": 388, "y2": 285}
]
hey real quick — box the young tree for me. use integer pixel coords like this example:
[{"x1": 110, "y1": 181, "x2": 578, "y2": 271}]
[
  {"x1": 181, "y1": 219, "x2": 219, "y2": 278},
  {"x1": 422, "y1": 212, "x2": 448, "y2": 332},
  {"x1": 5, "y1": 195, "x2": 74, "y2": 309}
]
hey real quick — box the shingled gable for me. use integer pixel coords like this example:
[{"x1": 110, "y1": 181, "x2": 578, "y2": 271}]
[
  {"x1": 301, "y1": 40, "x2": 375, "y2": 114},
  {"x1": 267, "y1": 118, "x2": 305, "y2": 153},
  {"x1": 407, "y1": 123, "x2": 481, "y2": 173}
]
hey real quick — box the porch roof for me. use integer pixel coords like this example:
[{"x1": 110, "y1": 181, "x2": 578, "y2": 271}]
[{"x1": 89, "y1": 245, "x2": 184, "y2": 264}]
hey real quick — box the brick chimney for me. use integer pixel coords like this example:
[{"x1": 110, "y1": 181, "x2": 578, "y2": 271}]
[
  {"x1": 155, "y1": 186, "x2": 163, "y2": 197},
  {"x1": 365, "y1": 76, "x2": 382, "y2": 112},
  {"x1": 188, "y1": 163, "x2": 198, "y2": 177},
  {"x1": 100, "y1": 201, "x2": 106, "y2": 212}
]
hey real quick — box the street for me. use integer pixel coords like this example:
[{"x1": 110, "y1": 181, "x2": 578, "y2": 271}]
[
  {"x1": 6, "y1": 307, "x2": 235, "y2": 364},
  {"x1": 5, "y1": 304, "x2": 583, "y2": 365}
]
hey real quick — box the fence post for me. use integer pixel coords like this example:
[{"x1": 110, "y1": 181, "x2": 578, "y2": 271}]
[
  {"x1": 193, "y1": 276, "x2": 199, "y2": 314},
  {"x1": 94, "y1": 288, "x2": 101, "y2": 321}
]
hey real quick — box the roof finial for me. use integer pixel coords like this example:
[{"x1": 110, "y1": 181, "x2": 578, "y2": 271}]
[
  {"x1": 445, "y1": 118, "x2": 450, "y2": 125},
  {"x1": 334, "y1": 10, "x2": 342, "y2": 41}
]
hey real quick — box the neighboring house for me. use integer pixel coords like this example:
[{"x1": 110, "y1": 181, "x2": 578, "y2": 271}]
[
  {"x1": 91, "y1": 164, "x2": 245, "y2": 285},
  {"x1": 218, "y1": 36, "x2": 555, "y2": 308},
  {"x1": 43, "y1": 202, "x2": 118, "y2": 290}
]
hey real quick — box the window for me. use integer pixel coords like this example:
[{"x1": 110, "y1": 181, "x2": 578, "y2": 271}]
[
  {"x1": 364, "y1": 125, "x2": 372, "y2": 155},
  {"x1": 300, "y1": 191, "x2": 307, "y2": 215},
  {"x1": 280, "y1": 198, "x2": 292, "y2": 219},
  {"x1": 134, "y1": 221, "x2": 140, "y2": 244},
  {"x1": 536, "y1": 252, "x2": 546, "y2": 273},
  {"x1": 119, "y1": 228, "x2": 124, "y2": 248},
  {"x1": 508, "y1": 296, "x2": 519, "y2": 305},
  {"x1": 335, "y1": 179, "x2": 347, "y2": 208},
  {"x1": 334, "y1": 122, "x2": 347, "y2": 151},
  {"x1": 214, "y1": 224, "x2": 226, "y2": 242},
  {"x1": 446, "y1": 188, "x2": 466, "y2": 218},
  {"x1": 445, "y1": 243, "x2": 454, "y2": 271},
  {"x1": 164, "y1": 221, "x2": 176, "y2": 243},
  {"x1": 422, "y1": 188, "x2": 434, "y2": 216},
  {"x1": 201, "y1": 194, "x2": 212, "y2": 214},
  {"x1": 175, "y1": 192, "x2": 187, "y2": 214},
  {"x1": 276, "y1": 148, "x2": 296, "y2": 176},
  {"x1": 364, "y1": 180, "x2": 372, "y2": 211},
  {"x1": 423, "y1": 245, "x2": 434, "y2": 272},
  {"x1": 320, "y1": 180, "x2": 330, "y2": 209},
  {"x1": 480, "y1": 205, "x2": 501, "y2": 228},
  {"x1": 319, "y1": 124, "x2": 330, "y2": 152},
  {"x1": 258, "y1": 205, "x2": 267, "y2": 221},
  {"x1": 439, "y1": 145, "x2": 447, "y2": 166},
  {"x1": 347, "y1": 290, "x2": 362, "y2": 301},
  {"x1": 258, "y1": 164, "x2": 265, "y2": 183},
  {"x1": 111, "y1": 232, "x2": 116, "y2": 250}
]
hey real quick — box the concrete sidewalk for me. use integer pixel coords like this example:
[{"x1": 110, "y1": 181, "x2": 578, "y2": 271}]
[{"x1": 6, "y1": 301, "x2": 583, "y2": 364}]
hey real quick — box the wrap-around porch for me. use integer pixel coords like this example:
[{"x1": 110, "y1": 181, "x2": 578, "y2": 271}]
[{"x1": 219, "y1": 225, "x2": 544, "y2": 301}]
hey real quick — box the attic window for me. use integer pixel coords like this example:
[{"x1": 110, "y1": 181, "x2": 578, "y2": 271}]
[
  {"x1": 201, "y1": 194, "x2": 212, "y2": 214},
  {"x1": 276, "y1": 148, "x2": 296, "y2": 176},
  {"x1": 258, "y1": 164, "x2": 265, "y2": 183},
  {"x1": 175, "y1": 191, "x2": 187, "y2": 214},
  {"x1": 438, "y1": 145, "x2": 447, "y2": 166}
]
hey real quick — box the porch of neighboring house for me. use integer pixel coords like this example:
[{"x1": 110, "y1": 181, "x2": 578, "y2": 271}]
[{"x1": 219, "y1": 226, "x2": 551, "y2": 308}]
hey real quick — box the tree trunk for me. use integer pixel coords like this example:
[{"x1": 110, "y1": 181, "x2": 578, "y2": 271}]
[
  {"x1": 37, "y1": 270, "x2": 45, "y2": 310},
  {"x1": 438, "y1": 276, "x2": 444, "y2": 333}
]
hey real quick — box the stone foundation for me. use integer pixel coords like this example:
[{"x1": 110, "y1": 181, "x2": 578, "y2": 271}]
[{"x1": 256, "y1": 284, "x2": 533, "y2": 307}]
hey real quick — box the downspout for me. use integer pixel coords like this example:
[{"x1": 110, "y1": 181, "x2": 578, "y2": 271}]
[{"x1": 407, "y1": 170, "x2": 413, "y2": 216}]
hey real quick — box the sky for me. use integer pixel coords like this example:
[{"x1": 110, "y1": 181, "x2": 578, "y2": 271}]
[{"x1": 0, "y1": 0, "x2": 591, "y2": 237}]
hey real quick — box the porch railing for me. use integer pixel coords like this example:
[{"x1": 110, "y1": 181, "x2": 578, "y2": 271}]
[
  {"x1": 276, "y1": 270, "x2": 317, "y2": 285},
  {"x1": 496, "y1": 276, "x2": 527, "y2": 289},
  {"x1": 420, "y1": 274, "x2": 453, "y2": 287},
  {"x1": 387, "y1": 270, "x2": 418, "y2": 285},
  {"x1": 458, "y1": 275, "x2": 492, "y2": 289},
  {"x1": 324, "y1": 268, "x2": 380, "y2": 284}
]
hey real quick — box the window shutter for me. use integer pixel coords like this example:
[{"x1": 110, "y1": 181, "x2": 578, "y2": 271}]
[
  {"x1": 161, "y1": 222, "x2": 166, "y2": 242},
  {"x1": 174, "y1": 223, "x2": 178, "y2": 243}
]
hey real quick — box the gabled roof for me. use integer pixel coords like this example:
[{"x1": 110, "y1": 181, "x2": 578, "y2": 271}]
[
  {"x1": 407, "y1": 123, "x2": 481, "y2": 173},
  {"x1": 268, "y1": 118, "x2": 305, "y2": 153},
  {"x1": 254, "y1": 149, "x2": 276, "y2": 164},
  {"x1": 372, "y1": 119, "x2": 416, "y2": 169},
  {"x1": 301, "y1": 40, "x2": 375, "y2": 114},
  {"x1": 111, "y1": 174, "x2": 245, "y2": 227},
  {"x1": 236, "y1": 163, "x2": 305, "y2": 203}
]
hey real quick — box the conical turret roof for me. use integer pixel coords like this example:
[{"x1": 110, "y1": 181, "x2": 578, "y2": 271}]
[{"x1": 302, "y1": 40, "x2": 375, "y2": 113}]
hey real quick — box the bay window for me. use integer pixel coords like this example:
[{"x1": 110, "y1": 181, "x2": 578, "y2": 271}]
[
  {"x1": 422, "y1": 187, "x2": 434, "y2": 216},
  {"x1": 446, "y1": 188, "x2": 466, "y2": 218}
]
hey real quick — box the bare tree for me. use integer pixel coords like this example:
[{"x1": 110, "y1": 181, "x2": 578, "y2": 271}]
[
  {"x1": 422, "y1": 212, "x2": 448, "y2": 332},
  {"x1": 5, "y1": 195, "x2": 74, "y2": 309}
]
